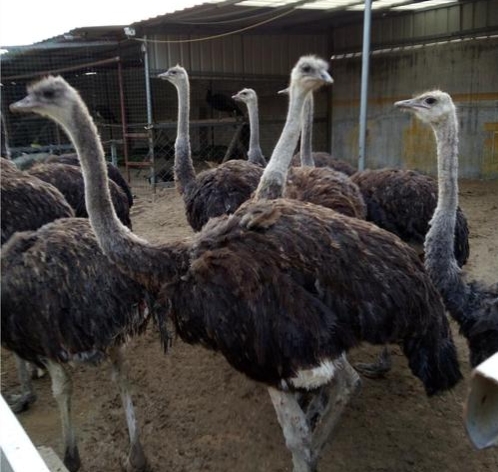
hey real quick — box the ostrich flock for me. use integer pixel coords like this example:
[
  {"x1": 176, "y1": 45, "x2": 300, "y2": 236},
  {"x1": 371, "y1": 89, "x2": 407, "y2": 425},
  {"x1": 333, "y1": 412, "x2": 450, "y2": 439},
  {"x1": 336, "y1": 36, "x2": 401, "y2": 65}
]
[{"x1": 1, "y1": 54, "x2": 497, "y2": 472}]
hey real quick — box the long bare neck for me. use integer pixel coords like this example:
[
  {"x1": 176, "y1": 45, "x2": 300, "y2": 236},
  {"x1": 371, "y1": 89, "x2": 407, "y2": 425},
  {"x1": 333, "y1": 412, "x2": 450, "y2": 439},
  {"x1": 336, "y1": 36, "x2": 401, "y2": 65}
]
[
  {"x1": 69, "y1": 102, "x2": 188, "y2": 293},
  {"x1": 424, "y1": 110, "x2": 464, "y2": 297},
  {"x1": 246, "y1": 97, "x2": 265, "y2": 165},
  {"x1": 174, "y1": 77, "x2": 196, "y2": 195},
  {"x1": 255, "y1": 83, "x2": 308, "y2": 199},
  {"x1": 300, "y1": 93, "x2": 315, "y2": 167}
]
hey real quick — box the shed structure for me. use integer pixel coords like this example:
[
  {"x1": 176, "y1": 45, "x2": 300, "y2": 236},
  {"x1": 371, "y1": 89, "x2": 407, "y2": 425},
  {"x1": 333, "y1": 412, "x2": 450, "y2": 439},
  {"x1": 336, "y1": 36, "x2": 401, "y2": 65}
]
[{"x1": 1, "y1": 0, "x2": 497, "y2": 185}]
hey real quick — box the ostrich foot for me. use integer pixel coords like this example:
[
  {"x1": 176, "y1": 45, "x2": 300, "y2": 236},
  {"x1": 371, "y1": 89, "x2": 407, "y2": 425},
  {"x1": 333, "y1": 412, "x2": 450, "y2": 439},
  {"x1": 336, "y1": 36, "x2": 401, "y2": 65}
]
[
  {"x1": 63, "y1": 447, "x2": 81, "y2": 472},
  {"x1": 122, "y1": 442, "x2": 151, "y2": 472},
  {"x1": 6, "y1": 391, "x2": 37, "y2": 413},
  {"x1": 354, "y1": 347, "x2": 392, "y2": 379}
]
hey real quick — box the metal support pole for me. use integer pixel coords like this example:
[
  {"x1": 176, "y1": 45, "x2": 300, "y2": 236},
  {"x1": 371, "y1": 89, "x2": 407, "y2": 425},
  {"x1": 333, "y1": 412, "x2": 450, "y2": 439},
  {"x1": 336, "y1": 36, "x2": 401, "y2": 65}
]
[
  {"x1": 142, "y1": 36, "x2": 156, "y2": 189},
  {"x1": 358, "y1": 0, "x2": 372, "y2": 171}
]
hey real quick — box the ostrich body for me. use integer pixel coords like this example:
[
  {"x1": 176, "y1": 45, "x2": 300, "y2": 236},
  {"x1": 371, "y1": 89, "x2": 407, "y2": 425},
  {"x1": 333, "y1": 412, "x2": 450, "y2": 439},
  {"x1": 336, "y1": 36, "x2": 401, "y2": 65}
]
[
  {"x1": 206, "y1": 89, "x2": 244, "y2": 117},
  {"x1": 27, "y1": 162, "x2": 132, "y2": 229},
  {"x1": 395, "y1": 90, "x2": 498, "y2": 367},
  {"x1": 11, "y1": 58, "x2": 462, "y2": 472},
  {"x1": 158, "y1": 66, "x2": 264, "y2": 231},
  {"x1": 1, "y1": 158, "x2": 74, "y2": 244},
  {"x1": 233, "y1": 87, "x2": 366, "y2": 219},
  {"x1": 231, "y1": 88, "x2": 267, "y2": 166},
  {"x1": 46, "y1": 153, "x2": 134, "y2": 207},
  {"x1": 351, "y1": 168, "x2": 470, "y2": 267},
  {"x1": 1, "y1": 218, "x2": 151, "y2": 472}
]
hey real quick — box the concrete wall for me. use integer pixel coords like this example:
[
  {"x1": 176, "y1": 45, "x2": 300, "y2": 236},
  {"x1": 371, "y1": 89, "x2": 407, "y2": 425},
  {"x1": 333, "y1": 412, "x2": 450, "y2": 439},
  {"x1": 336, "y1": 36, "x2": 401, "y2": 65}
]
[{"x1": 330, "y1": 36, "x2": 498, "y2": 179}]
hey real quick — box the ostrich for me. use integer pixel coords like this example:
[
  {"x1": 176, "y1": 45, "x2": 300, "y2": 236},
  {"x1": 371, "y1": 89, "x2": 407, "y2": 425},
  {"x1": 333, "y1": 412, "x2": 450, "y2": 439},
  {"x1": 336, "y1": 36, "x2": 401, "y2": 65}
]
[
  {"x1": 158, "y1": 66, "x2": 264, "y2": 231},
  {"x1": 233, "y1": 87, "x2": 366, "y2": 219},
  {"x1": 46, "y1": 153, "x2": 134, "y2": 208},
  {"x1": 395, "y1": 90, "x2": 498, "y2": 367},
  {"x1": 1, "y1": 158, "x2": 74, "y2": 245},
  {"x1": 231, "y1": 88, "x2": 267, "y2": 167},
  {"x1": 351, "y1": 167, "x2": 470, "y2": 267},
  {"x1": 26, "y1": 161, "x2": 132, "y2": 229},
  {"x1": 1, "y1": 218, "x2": 151, "y2": 472},
  {"x1": 206, "y1": 88, "x2": 244, "y2": 117},
  {"x1": 10, "y1": 57, "x2": 462, "y2": 472}
]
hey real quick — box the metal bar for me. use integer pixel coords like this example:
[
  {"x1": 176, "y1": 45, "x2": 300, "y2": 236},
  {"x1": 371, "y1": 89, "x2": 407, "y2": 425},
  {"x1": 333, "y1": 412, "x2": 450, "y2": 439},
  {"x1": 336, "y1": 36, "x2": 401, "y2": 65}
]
[
  {"x1": 142, "y1": 36, "x2": 156, "y2": 190},
  {"x1": 2, "y1": 56, "x2": 121, "y2": 81},
  {"x1": 358, "y1": 0, "x2": 372, "y2": 172}
]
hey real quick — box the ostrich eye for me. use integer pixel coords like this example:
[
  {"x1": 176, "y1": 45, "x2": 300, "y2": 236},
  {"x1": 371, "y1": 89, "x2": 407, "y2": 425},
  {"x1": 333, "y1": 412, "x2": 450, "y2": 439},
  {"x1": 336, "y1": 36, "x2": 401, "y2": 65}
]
[
  {"x1": 42, "y1": 89, "x2": 55, "y2": 99},
  {"x1": 425, "y1": 97, "x2": 437, "y2": 105},
  {"x1": 302, "y1": 65, "x2": 312, "y2": 73}
]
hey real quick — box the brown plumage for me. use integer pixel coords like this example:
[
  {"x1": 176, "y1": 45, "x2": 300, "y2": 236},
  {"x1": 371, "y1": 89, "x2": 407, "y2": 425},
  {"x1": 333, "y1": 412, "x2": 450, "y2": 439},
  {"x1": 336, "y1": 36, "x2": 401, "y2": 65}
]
[
  {"x1": 27, "y1": 162, "x2": 132, "y2": 229},
  {"x1": 1, "y1": 158, "x2": 74, "y2": 245},
  {"x1": 286, "y1": 166, "x2": 366, "y2": 219},
  {"x1": 10, "y1": 58, "x2": 462, "y2": 472},
  {"x1": 233, "y1": 87, "x2": 365, "y2": 218},
  {"x1": 158, "y1": 65, "x2": 263, "y2": 232},
  {"x1": 351, "y1": 167, "x2": 469, "y2": 267},
  {"x1": 292, "y1": 151, "x2": 356, "y2": 175},
  {"x1": 1, "y1": 218, "x2": 151, "y2": 472},
  {"x1": 46, "y1": 153, "x2": 134, "y2": 208}
]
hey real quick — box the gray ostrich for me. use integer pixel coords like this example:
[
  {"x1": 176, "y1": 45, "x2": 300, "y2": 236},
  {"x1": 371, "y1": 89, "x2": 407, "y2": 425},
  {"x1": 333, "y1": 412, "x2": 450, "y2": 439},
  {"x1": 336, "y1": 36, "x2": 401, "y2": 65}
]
[
  {"x1": 1, "y1": 217, "x2": 151, "y2": 472},
  {"x1": 395, "y1": 90, "x2": 498, "y2": 367},
  {"x1": 231, "y1": 88, "x2": 267, "y2": 167},
  {"x1": 157, "y1": 65, "x2": 265, "y2": 232},
  {"x1": 233, "y1": 87, "x2": 366, "y2": 219},
  {"x1": 10, "y1": 56, "x2": 462, "y2": 472}
]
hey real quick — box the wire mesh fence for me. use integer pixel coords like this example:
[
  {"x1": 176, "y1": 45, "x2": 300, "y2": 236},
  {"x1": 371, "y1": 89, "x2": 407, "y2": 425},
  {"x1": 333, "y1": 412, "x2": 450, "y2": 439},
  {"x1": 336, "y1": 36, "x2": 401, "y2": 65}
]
[{"x1": 1, "y1": 44, "x2": 330, "y2": 193}]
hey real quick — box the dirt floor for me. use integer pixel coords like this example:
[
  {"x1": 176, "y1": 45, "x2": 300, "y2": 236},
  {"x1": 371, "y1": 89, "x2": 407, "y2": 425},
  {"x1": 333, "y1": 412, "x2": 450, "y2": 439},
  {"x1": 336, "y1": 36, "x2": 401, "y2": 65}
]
[{"x1": 1, "y1": 177, "x2": 497, "y2": 472}]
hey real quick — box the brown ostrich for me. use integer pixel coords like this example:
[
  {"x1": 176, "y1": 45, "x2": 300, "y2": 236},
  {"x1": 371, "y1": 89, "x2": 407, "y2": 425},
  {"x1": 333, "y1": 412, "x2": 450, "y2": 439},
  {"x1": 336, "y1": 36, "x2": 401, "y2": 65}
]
[
  {"x1": 395, "y1": 90, "x2": 498, "y2": 367},
  {"x1": 46, "y1": 153, "x2": 134, "y2": 208},
  {"x1": 26, "y1": 161, "x2": 132, "y2": 229},
  {"x1": 1, "y1": 158, "x2": 74, "y2": 245},
  {"x1": 158, "y1": 66, "x2": 264, "y2": 232},
  {"x1": 233, "y1": 87, "x2": 366, "y2": 219},
  {"x1": 1, "y1": 218, "x2": 151, "y2": 472},
  {"x1": 10, "y1": 56, "x2": 462, "y2": 472},
  {"x1": 351, "y1": 167, "x2": 470, "y2": 267}
]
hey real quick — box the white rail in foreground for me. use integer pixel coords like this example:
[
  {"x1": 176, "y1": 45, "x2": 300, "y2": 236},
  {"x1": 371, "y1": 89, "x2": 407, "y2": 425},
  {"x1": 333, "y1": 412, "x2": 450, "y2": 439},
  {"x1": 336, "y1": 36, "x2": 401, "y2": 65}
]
[{"x1": 0, "y1": 394, "x2": 52, "y2": 472}]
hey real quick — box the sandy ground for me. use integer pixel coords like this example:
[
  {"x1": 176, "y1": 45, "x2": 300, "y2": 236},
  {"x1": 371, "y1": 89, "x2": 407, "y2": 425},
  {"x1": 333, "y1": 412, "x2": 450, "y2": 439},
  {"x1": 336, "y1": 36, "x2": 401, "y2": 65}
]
[{"x1": 1, "y1": 177, "x2": 497, "y2": 472}]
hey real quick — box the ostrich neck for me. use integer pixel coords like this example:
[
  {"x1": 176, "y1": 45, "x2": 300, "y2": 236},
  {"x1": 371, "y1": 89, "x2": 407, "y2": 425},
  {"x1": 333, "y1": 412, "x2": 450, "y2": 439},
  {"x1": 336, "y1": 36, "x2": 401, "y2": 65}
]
[
  {"x1": 255, "y1": 84, "x2": 308, "y2": 199},
  {"x1": 424, "y1": 112, "x2": 462, "y2": 293},
  {"x1": 246, "y1": 98, "x2": 264, "y2": 164},
  {"x1": 300, "y1": 93, "x2": 314, "y2": 167},
  {"x1": 70, "y1": 104, "x2": 188, "y2": 293},
  {"x1": 174, "y1": 79, "x2": 196, "y2": 195}
]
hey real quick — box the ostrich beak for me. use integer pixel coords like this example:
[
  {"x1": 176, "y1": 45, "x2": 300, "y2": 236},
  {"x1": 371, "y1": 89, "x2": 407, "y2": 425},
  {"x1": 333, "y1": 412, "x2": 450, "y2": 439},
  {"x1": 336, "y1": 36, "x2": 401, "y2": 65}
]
[
  {"x1": 321, "y1": 71, "x2": 334, "y2": 84},
  {"x1": 10, "y1": 95, "x2": 36, "y2": 113},
  {"x1": 394, "y1": 98, "x2": 420, "y2": 110}
]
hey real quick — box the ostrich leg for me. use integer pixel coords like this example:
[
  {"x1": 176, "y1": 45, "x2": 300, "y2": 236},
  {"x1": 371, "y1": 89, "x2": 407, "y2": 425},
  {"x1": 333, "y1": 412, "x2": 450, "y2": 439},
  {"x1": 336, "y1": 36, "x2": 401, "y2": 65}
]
[
  {"x1": 268, "y1": 386, "x2": 314, "y2": 472},
  {"x1": 45, "y1": 360, "x2": 81, "y2": 472},
  {"x1": 108, "y1": 346, "x2": 149, "y2": 472},
  {"x1": 269, "y1": 357, "x2": 361, "y2": 472},
  {"x1": 6, "y1": 355, "x2": 37, "y2": 413}
]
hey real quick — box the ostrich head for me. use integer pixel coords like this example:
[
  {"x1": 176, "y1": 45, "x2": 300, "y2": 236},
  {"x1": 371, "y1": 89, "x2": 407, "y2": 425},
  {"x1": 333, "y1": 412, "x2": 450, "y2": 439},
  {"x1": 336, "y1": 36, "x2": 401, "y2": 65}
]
[
  {"x1": 394, "y1": 90, "x2": 456, "y2": 126},
  {"x1": 10, "y1": 76, "x2": 82, "y2": 129},
  {"x1": 290, "y1": 55, "x2": 333, "y2": 93},
  {"x1": 157, "y1": 65, "x2": 188, "y2": 85},
  {"x1": 232, "y1": 88, "x2": 257, "y2": 105}
]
